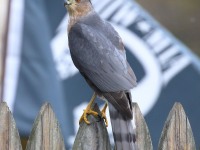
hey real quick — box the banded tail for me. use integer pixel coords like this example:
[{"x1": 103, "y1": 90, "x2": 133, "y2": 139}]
[{"x1": 109, "y1": 103, "x2": 138, "y2": 150}]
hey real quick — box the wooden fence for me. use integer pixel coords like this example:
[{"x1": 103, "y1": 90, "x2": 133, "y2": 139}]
[{"x1": 0, "y1": 101, "x2": 196, "y2": 150}]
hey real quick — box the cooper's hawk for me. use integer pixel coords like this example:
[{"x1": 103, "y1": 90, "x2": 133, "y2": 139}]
[{"x1": 64, "y1": 0, "x2": 137, "y2": 149}]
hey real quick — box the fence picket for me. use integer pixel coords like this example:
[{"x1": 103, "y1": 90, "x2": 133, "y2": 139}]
[
  {"x1": 0, "y1": 102, "x2": 22, "y2": 150},
  {"x1": 25, "y1": 102, "x2": 65, "y2": 150},
  {"x1": 73, "y1": 103, "x2": 111, "y2": 150},
  {"x1": 133, "y1": 103, "x2": 153, "y2": 150},
  {"x1": 158, "y1": 102, "x2": 196, "y2": 150}
]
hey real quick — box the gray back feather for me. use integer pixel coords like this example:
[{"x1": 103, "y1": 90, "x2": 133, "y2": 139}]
[{"x1": 68, "y1": 13, "x2": 136, "y2": 92}]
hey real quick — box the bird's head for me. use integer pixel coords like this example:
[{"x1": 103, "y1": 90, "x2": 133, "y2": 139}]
[{"x1": 64, "y1": 0, "x2": 93, "y2": 17}]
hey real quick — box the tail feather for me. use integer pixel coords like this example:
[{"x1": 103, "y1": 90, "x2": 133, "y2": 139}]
[{"x1": 109, "y1": 103, "x2": 138, "y2": 150}]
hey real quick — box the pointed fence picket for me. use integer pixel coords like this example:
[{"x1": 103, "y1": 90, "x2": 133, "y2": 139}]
[
  {"x1": 158, "y1": 103, "x2": 196, "y2": 150},
  {"x1": 0, "y1": 101, "x2": 196, "y2": 150},
  {"x1": 25, "y1": 103, "x2": 65, "y2": 150},
  {"x1": 0, "y1": 102, "x2": 22, "y2": 150}
]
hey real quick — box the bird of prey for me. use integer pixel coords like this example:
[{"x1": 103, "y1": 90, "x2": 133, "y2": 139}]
[{"x1": 64, "y1": 0, "x2": 137, "y2": 149}]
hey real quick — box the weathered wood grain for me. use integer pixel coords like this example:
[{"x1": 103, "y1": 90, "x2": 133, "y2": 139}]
[
  {"x1": 1, "y1": 101, "x2": 197, "y2": 150},
  {"x1": 0, "y1": 102, "x2": 22, "y2": 150},
  {"x1": 25, "y1": 102, "x2": 65, "y2": 150},
  {"x1": 73, "y1": 103, "x2": 111, "y2": 150},
  {"x1": 133, "y1": 103, "x2": 153, "y2": 150},
  {"x1": 158, "y1": 102, "x2": 196, "y2": 150}
]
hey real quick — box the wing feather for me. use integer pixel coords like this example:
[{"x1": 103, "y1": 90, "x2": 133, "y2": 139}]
[{"x1": 68, "y1": 22, "x2": 136, "y2": 92}]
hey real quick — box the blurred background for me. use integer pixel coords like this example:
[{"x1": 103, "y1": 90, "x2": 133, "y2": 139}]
[
  {"x1": 136, "y1": 0, "x2": 200, "y2": 56},
  {"x1": 0, "y1": 0, "x2": 200, "y2": 149}
]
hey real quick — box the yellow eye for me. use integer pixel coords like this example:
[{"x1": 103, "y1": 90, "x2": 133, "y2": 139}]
[{"x1": 75, "y1": 0, "x2": 81, "y2": 3}]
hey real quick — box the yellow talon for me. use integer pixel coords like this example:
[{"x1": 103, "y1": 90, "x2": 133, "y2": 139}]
[
  {"x1": 79, "y1": 93, "x2": 109, "y2": 127},
  {"x1": 79, "y1": 109, "x2": 99, "y2": 124},
  {"x1": 79, "y1": 93, "x2": 99, "y2": 124},
  {"x1": 101, "y1": 102, "x2": 108, "y2": 127}
]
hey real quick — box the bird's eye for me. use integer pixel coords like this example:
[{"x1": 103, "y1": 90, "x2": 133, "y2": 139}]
[{"x1": 75, "y1": 0, "x2": 81, "y2": 3}]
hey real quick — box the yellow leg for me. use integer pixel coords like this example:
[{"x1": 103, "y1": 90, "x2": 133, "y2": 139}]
[
  {"x1": 101, "y1": 102, "x2": 108, "y2": 127},
  {"x1": 79, "y1": 93, "x2": 99, "y2": 125}
]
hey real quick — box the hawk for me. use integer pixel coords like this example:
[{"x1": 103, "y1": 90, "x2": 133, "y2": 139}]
[{"x1": 64, "y1": 0, "x2": 137, "y2": 149}]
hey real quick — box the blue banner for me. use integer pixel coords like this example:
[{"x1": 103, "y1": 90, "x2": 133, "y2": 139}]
[{"x1": 3, "y1": 0, "x2": 200, "y2": 148}]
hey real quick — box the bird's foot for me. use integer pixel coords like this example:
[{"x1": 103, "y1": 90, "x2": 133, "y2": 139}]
[
  {"x1": 101, "y1": 103, "x2": 108, "y2": 127},
  {"x1": 79, "y1": 93, "x2": 98, "y2": 125},
  {"x1": 79, "y1": 107, "x2": 99, "y2": 125}
]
